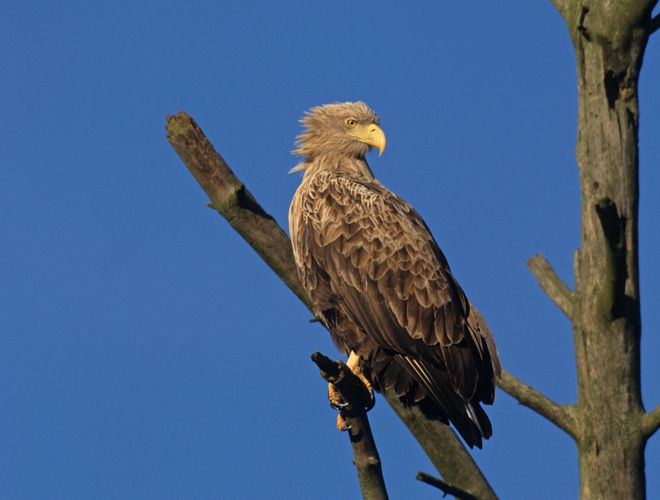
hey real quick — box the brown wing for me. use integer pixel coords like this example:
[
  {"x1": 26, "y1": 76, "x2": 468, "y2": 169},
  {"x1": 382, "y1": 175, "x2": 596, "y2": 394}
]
[
  {"x1": 290, "y1": 172, "x2": 500, "y2": 447},
  {"x1": 290, "y1": 176, "x2": 372, "y2": 355},
  {"x1": 299, "y1": 173, "x2": 496, "y2": 395}
]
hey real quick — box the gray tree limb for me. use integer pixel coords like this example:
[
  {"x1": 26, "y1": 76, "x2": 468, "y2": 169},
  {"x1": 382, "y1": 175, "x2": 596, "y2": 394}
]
[
  {"x1": 498, "y1": 371, "x2": 578, "y2": 439},
  {"x1": 527, "y1": 254, "x2": 574, "y2": 319},
  {"x1": 642, "y1": 404, "x2": 660, "y2": 438},
  {"x1": 165, "y1": 112, "x2": 309, "y2": 307}
]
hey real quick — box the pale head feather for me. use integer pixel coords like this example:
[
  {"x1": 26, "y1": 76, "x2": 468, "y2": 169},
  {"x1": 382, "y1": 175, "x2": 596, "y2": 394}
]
[{"x1": 290, "y1": 102, "x2": 379, "y2": 172}]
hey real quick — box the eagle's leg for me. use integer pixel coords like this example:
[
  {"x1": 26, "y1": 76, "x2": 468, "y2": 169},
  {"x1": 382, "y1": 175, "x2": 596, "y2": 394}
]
[
  {"x1": 328, "y1": 351, "x2": 375, "y2": 431},
  {"x1": 346, "y1": 351, "x2": 374, "y2": 408}
]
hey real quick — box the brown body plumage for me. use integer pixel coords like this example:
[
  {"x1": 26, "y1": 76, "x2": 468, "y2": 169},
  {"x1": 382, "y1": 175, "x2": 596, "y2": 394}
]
[{"x1": 289, "y1": 102, "x2": 501, "y2": 448}]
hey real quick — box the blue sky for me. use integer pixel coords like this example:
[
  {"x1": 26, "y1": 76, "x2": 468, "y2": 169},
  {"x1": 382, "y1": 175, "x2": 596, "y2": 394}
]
[{"x1": 1, "y1": 1, "x2": 659, "y2": 498}]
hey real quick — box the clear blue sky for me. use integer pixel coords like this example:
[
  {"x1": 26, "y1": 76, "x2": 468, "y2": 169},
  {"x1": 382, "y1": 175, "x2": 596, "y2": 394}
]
[{"x1": 2, "y1": 1, "x2": 659, "y2": 498}]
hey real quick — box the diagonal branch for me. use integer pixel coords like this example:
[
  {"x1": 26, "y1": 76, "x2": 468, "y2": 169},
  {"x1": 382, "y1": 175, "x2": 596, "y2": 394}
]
[
  {"x1": 641, "y1": 404, "x2": 660, "y2": 439},
  {"x1": 311, "y1": 352, "x2": 388, "y2": 500},
  {"x1": 498, "y1": 370, "x2": 578, "y2": 439},
  {"x1": 165, "y1": 112, "x2": 310, "y2": 307},
  {"x1": 165, "y1": 111, "x2": 497, "y2": 498},
  {"x1": 527, "y1": 253, "x2": 574, "y2": 319}
]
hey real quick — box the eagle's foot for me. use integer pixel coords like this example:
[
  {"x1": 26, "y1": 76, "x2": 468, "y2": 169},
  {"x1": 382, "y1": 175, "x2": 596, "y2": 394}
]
[
  {"x1": 328, "y1": 382, "x2": 349, "y2": 410},
  {"x1": 336, "y1": 413, "x2": 351, "y2": 431},
  {"x1": 327, "y1": 352, "x2": 374, "y2": 412},
  {"x1": 313, "y1": 350, "x2": 375, "y2": 432},
  {"x1": 346, "y1": 351, "x2": 375, "y2": 412},
  {"x1": 328, "y1": 384, "x2": 353, "y2": 430}
]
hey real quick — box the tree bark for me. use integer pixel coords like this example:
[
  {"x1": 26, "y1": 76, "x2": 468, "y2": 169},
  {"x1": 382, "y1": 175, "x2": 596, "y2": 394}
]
[{"x1": 549, "y1": 2, "x2": 658, "y2": 498}]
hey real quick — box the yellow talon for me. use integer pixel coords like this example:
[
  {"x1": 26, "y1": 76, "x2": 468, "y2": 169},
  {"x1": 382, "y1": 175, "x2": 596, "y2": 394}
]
[
  {"x1": 336, "y1": 413, "x2": 351, "y2": 431},
  {"x1": 328, "y1": 382, "x2": 348, "y2": 409}
]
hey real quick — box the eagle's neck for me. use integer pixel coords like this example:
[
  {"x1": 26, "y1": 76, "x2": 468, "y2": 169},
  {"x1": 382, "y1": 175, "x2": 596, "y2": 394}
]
[{"x1": 300, "y1": 154, "x2": 375, "y2": 182}]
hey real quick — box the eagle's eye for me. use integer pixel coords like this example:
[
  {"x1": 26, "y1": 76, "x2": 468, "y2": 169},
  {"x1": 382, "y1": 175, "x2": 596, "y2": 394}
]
[{"x1": 345, "y1": 118, "x2": 357, "y2": 128}]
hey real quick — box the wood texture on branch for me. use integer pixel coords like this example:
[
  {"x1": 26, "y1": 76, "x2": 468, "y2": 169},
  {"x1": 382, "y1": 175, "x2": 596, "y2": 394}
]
[
  {"x1": 311, "y1": 353, "x2": 388, "y2": 500},
  {"x1": 165, "y1": 112, "x2": 310, "y2": 307},
  {"x1": 164, "y1": 111, "x2": 497, "y2": 497},
  {"x1": 498, "y1": 370, "x2": 578, "y2": 439},
  {"x1": 527, "y1": 254, "x2": 574, "y2": 319},
  {"x1": 549, "y1": 0, "x2": 577, "y2": 23},
  {"x1": 642, "y1": 404, "x2": 660, "y2": 438}
]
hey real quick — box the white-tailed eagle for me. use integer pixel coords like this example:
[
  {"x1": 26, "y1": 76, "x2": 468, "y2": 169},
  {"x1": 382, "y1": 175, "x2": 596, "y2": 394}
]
[{"x1": 289, "y1": 102, "x2": 501, "y2": 448}]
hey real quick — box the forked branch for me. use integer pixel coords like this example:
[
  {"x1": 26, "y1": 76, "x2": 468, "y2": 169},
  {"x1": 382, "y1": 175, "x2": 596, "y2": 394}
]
[{"x1": 498, "y1": 370, "x2": 578, "y2": 439}]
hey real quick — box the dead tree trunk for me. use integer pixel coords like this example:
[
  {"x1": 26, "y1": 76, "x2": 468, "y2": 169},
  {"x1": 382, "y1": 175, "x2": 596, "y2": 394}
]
[{"x1": 547, "y1": 2, "x2": 659, "y2": 497}]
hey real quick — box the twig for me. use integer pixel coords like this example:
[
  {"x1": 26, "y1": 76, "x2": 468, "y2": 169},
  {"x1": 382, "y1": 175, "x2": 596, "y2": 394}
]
[
  {"x1": 311, "y1": 353, "x2": 389, "y2": 500},
  {"x1": 641, "y1": 404, "x2": 660, "y2": 438},
  {"x1": 165, "y1": 112, "x2": 497, "y2": 498},
  {"x1": 416, "y1": 472, "x2": 477, "y2": 500},
  {"x1": 498, "y1": 370, "x2": 578, "y2": 439},
  {"x1": 527, "y1": 253, "x2": 574, "y2": 319}
]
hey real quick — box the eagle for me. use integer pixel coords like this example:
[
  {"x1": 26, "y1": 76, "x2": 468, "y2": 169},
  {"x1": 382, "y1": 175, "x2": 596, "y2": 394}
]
[{"x1": 289, "y1": 102, "x2": 501, "y2": 448}]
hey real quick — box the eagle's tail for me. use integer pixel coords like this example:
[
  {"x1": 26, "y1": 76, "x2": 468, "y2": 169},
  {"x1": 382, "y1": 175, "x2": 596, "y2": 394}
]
[{"x1": 371, "y1": 350, "x2": 491, "y2": 448}]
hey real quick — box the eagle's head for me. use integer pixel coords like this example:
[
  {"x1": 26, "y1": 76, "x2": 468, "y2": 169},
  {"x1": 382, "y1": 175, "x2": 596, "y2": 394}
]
[{"x1": 293, "y1": 102, "x2": 386, "y2": 160}]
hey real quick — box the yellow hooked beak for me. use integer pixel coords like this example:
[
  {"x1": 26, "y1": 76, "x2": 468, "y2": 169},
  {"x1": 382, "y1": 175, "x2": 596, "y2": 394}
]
[{"x1": 349, "y1": 123, "x2": 387, "y2": 156}]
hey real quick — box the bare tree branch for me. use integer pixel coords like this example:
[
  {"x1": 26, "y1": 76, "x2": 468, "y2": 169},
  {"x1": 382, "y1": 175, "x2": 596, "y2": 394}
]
[
  {"x1": 165, "y1": 112, "x2": 497, "y2": 498},
  {"x1": 416, "y1": 471, "x2": 477, "y2": 500},
  {"x1": 165, "y1": 112, "x2": 310, "y2": 307},
  {"x1": 527, "y1": 253, "x2": 574, "y2": 319},
  {"x1": 641, "y1": 404, "x2": 660, "y2": 438},
  {"x1": 498, "y1": 370, "x2": 578, "y2": 439},
  {"x1": 311, "y1": 352, "x2": 388, "y2": 500}
]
